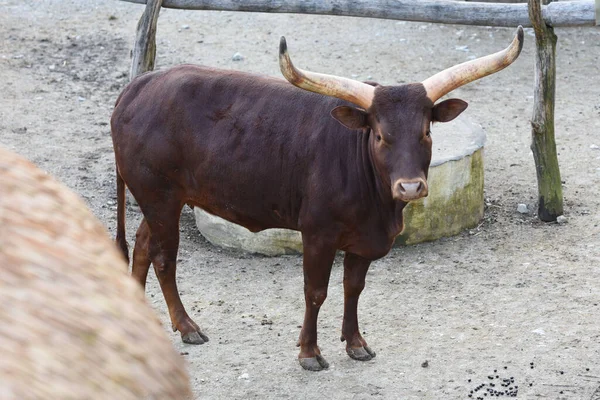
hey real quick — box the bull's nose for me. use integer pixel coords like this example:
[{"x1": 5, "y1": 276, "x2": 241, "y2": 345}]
[{"x1": 393, "y1": 179, "x2": 428, "y2": 201}]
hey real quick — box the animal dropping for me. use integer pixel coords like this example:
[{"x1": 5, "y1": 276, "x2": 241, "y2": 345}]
[{"x1": 111, "y1": 27, "x2": 524, "y2": 371}]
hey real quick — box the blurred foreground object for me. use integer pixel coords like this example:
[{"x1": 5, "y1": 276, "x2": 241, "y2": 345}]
[{"x1": 0, "y1": 146, "x2": 191, "y2": 399}]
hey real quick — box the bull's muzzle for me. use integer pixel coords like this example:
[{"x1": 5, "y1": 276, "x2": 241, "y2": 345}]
[{"x1": 392, "y1": 179, "x2": 428, "y2": 202}]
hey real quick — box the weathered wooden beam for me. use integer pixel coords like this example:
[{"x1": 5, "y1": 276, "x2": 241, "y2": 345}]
[
  {"x1": 528, "y1": 0, "x2": 563, "y2": 221},
  {"x1": 119, "y1": 0, "x2": 596, "y2": 27},
  {"x1": 465, "y1": 0, "x2": 525, "y2": 3},
  {"x1": 130, "y1": 0, "x2": 163, "y2": 80}
]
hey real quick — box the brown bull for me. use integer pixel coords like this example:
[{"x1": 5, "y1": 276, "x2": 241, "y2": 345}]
[{"x1": 111, "y1": 27, "x2": 523, "y2": 371}]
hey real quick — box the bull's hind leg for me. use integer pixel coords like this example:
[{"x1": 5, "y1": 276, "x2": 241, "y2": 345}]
[
  {"x1": 341, "y1": 252, "x2": 375, "y2": 361},
  {"x1": 297, "y1": 234, "x2": 336, "y2": 371},
  {"x1": 143, "y1": 198, "x2": 209, "y2": 345},
  {"x1": 131, "y1": 218, "x2": 151, "y2": 290}
]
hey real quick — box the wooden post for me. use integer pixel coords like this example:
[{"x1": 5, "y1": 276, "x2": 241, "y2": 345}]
[
  {"x1": 528, "y1": 0, "x2": 563, "y2": 221},
  {"x1": 130, "y1": 0, "x2": 163, "y2": 80}
]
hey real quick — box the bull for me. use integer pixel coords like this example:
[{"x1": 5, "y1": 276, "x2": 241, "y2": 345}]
[{"x1": 111, "y1": 27, "x2": 523, "y2": 371}]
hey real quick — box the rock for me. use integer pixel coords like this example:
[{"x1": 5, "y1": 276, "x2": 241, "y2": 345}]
[
  {"x1": 181, "y1": 24, "x2": 190, "y2": 30},
  {"x1": 232, "y1": 52, "x2": 244, "y2": 61},
  {"x1": 0, "y1": 147, "x2": 192, "y2": 399},
  {"x1": 238, "y1": 373, "x2": 249, "y2": 380},
  {"x1": 517, "y1": 204, "x2": 528, "y2": 214},
  {"x1": 590, "y1": 144, "x2": 599, "y2": 150},
  {"x1": 556, "y1": 215, "x2": 567, "y2": 224}
]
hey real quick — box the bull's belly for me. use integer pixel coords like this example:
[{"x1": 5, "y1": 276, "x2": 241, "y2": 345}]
[{"x1": 186, "y1": 194, "x2": 299, "y2": 234}]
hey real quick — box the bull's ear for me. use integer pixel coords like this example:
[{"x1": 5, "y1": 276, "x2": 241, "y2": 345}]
[
  {"x1": 331, "y1": 106, "x2": 369, "y2": 130},
  {"x1": 432, "y1": 99, "x2": 468, "y2": 123}
]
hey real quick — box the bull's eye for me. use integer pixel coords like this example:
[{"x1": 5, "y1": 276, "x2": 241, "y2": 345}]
[{"x1": 376, "y1": 134, "x2": 382, "y2": 142}]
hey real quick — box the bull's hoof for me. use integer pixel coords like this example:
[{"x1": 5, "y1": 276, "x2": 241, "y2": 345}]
[
  {"x1": 346, "y1": 345, "x2": 376, "y2": 361},
  {"x1": 181, "y1": 330, "x2": 209, "y2": 345},
  {"x1": 299, "y1": 354, "x2": 330, "y2": 371}
]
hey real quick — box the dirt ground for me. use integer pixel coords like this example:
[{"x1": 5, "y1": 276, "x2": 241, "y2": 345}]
[{"x1": 2, "y1": 1, "x2": 600, "y2": 399}]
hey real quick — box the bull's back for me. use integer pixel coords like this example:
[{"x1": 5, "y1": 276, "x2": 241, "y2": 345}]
[{"x1": 111, "y1": 65, "x2": 351, "y2": 232}]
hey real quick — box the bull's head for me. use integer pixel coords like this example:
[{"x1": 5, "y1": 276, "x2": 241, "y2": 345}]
[{"x1": 279, "y1": 27, "x2": 523, "y2": 202}]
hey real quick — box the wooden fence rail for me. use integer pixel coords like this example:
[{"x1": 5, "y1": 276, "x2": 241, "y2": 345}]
[{"x1": 120, "y1": 0, "x2": 597, "y2": 27}]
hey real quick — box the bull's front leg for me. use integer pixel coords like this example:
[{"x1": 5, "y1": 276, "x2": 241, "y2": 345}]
[
  {"x1": 297, "y1": 234, "x2": 336, "y2": 371},
  {"x1": 341, "y1": 252, "x2": 376, "y2": 361}
]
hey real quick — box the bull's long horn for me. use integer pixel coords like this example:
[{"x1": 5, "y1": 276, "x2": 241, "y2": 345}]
[
  {"x1": 279, "y1": 37, "x2": 375, "y2": 110},
  {"x1": 422, "y1": 26, "x2": 524, "y2": 103}
]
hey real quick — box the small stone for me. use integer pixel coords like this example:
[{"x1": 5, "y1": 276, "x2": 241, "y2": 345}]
[
  {"x1": 232, "y1": 52, "x2": 244, "y2": 61},
  {"x1": 517, "y1": 204, "x2": 528, "y2": 214},
  {"x1": 238, "y1": 372, "x2": 249, "y2": 380},
  {"x1": 181, "y1": 24, "x2": 190, "y2": 29},
  {"x1": 556, "y1": 215, "x2": 567, "y2": 224},
  {"x1": 590, "y1": 144, "x2": 599, "y2": 150}
]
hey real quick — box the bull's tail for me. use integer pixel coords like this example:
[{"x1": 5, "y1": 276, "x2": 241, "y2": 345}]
[{"x1": 115, "y1": 164, "x2": 130, "y2": 264}]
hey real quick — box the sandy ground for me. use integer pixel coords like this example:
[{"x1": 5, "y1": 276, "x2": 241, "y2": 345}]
[{"x1": 2, "y1": 1, "x2": 600, "y2": 399}]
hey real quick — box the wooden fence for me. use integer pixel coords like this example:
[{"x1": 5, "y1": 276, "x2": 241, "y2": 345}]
[
  {"x1": 121, "y1": 0, "x2": 600, "y2": 222},
  {"x1": 121, "y1": 0, "x2": 597, "y2": 27}
]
